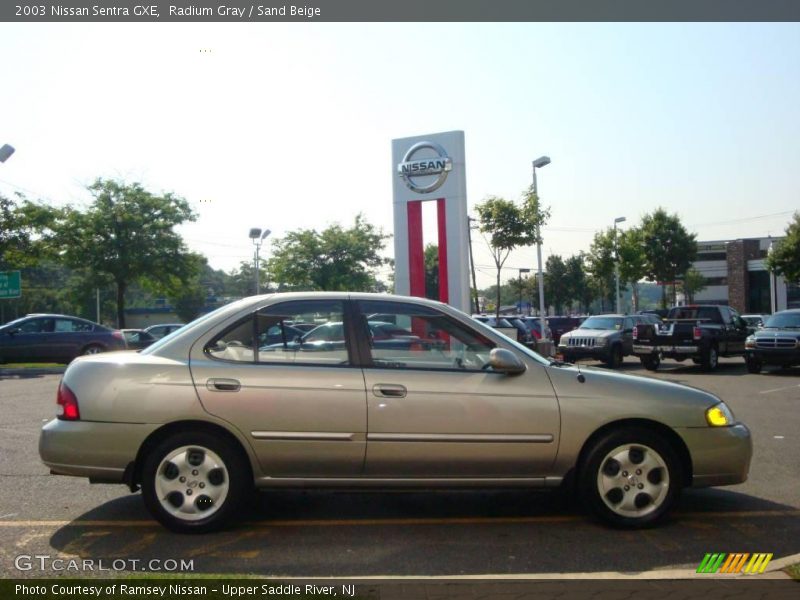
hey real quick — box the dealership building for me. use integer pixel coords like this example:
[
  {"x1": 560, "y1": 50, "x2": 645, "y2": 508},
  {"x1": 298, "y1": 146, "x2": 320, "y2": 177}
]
[{"x1": 691, "y1": 237, "x2": 799, "y2": 313}]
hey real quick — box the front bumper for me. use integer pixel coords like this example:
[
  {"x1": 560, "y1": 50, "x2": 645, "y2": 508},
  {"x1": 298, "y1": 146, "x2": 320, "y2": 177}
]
[
  {"x1": 677, "y1": 423, "x2": 752, "y2": 488},
  {"x1": 746, "y1": 347, "x2": 800, "y2": 366},
  {"x1": 39, "y1": 418, "x2": 159, "y2": 482},
  {"x1": 558, "y1": 345, "x2": 610, "y2": 361}
]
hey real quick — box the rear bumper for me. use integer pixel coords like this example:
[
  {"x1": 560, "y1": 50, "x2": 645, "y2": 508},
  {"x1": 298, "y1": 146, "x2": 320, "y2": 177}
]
[
  {"x1": 633, "y1": 344, "x2": 699, "y2": 355},
  {"x1": 39, "y1": 418, "x2": 159, "y2": 482},
  {"x1": 677, "y1": 423, "x2": 752, "y2": 488}
]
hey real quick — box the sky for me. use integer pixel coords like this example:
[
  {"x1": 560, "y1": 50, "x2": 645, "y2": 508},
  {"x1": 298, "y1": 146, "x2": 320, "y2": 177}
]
[{"x1": 1, "y1": 22, "x2": 799, "y2": 289}]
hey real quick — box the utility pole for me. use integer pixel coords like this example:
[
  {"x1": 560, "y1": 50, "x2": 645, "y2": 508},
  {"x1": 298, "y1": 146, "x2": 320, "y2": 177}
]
[{"x1": 467, "y1": 216, "x2": 480, "y2": 314}]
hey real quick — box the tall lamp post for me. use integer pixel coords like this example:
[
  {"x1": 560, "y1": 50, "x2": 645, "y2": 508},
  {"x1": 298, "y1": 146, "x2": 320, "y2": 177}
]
[
  {"x1": 532, "y1": 155, "x2": 551, "y2": 354},
  {"x1": 517, "y1": 268, "x2": 530, "y2": 314},
  {"x1": 248, "y1": 227, "x2": 271, "y2": 295},
  {"x1": 614, "y1": 216, "x2": 626, "y2": 313}
]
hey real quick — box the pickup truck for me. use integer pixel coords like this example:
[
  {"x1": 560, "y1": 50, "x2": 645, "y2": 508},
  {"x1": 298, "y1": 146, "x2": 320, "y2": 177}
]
[{"x1": 632, "y1": 305, "x2": 749, "y2": 371}]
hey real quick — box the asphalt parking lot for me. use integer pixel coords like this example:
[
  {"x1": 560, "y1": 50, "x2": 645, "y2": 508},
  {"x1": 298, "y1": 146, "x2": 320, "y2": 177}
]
[{"x1": 0, "y1": 358, "x2": 798, "y2": 579}]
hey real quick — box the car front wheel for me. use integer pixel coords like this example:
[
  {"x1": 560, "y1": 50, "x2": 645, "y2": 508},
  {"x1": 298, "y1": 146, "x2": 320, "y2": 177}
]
[
  {"x1": 745, "y1": 356, "x2": 762, "y2": 374},
  {"x1": 141, "y1": 431, "x2": 248, "y2": 533},
  {"x1": 579, "y1": 428, "x2": 681, "y2": 528}
]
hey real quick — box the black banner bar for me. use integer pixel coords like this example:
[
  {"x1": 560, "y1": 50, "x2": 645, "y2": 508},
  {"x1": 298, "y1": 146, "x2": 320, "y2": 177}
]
[{"x1": 4, "y1": 0, "x2": 800, "y2": 23}]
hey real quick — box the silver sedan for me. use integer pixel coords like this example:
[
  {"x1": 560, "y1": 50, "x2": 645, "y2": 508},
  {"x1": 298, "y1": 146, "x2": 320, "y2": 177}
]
[{"x1": 39, "y1": 292, "x2": 752, "y2": 533}]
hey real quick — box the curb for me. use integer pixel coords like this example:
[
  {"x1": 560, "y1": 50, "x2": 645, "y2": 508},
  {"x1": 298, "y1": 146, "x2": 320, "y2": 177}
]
[{"x1": 0, "y1": 367, "x2": 66, "y2": 377}]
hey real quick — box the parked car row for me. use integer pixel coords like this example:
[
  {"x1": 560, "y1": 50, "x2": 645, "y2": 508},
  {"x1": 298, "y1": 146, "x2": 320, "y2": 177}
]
[{"x1": 0, "y1": 314, "x2": 184, "y2": 364}]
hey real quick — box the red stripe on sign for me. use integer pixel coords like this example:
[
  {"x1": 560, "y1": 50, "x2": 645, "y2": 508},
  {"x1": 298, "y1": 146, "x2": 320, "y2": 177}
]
[
  {"x1": 437, "y1": 198, "x2": 449, "y2": 303},
  {"x1": 407, "y1": 201, "x2": 425, "y2": 298}
]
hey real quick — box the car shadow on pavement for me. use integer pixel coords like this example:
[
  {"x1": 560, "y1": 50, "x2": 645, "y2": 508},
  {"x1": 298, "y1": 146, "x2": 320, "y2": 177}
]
[
  {"x1": 617, "y1": 361, "x2": 751, "y2": 377},
  {"x1": 45, "y1": 487, "x2": 800, "y2": 576}
]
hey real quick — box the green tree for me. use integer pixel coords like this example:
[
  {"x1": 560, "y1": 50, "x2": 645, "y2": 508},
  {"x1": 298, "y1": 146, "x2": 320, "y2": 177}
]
[
  {"x1": 424, "y1": 244, "x2": 439, "y2": 300},
  {"x1": 564, "y1": 253, "x2": 590, "y2": 313},
  {"x1": 766, "y1": 213, "x2": 800, "y2": 284},
  {"x1": 55, "y1": 179, "x2": 198, "y2": 327},
  {"x1": 586, "y1": 228, "x2": 616, "y2": 312},
  {"x1": 0, "y1": 193, "x2": 61, "y2": 269},
  {"x1": 544, "y1": 255, "x2": 570, "y2": 315},
  {"x1": 681, "y1": 267, "x2": 707, "y2": 304},
  {"x1": 640, "y1": 208, "x2": 697, "y2": 308},
  {"x1": 475, "y1": 186, "x2": 550, "y2": 319},
  {"x1": 267, "y1": 214, "x2": 390, "y2": 292},
  {"x1": 617, "y1": 227, "x2": 648, "y2": 312}
]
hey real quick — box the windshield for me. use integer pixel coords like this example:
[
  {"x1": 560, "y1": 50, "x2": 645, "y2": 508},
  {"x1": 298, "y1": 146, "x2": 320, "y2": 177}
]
[
  {"x1": 579, "y1": 316, "x2": 622, "y2": 330},
  {"x1": 763, "y1": 313, "x2": 800, "y2": 328}
]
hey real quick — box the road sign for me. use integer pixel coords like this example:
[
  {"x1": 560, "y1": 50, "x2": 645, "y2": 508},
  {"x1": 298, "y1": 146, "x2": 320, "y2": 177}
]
[{"x1": 0, "y1": 271, "x2": 21, "y2": 299}]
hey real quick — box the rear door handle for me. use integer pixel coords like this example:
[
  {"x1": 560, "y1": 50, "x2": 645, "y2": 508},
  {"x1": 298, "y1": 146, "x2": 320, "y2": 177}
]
[
  {"x1": 207, "y1": 378, "x2": 241, "y2": 392},
  {"x1": 372, "y1": 384, "x2": 407, "y2": 398}
]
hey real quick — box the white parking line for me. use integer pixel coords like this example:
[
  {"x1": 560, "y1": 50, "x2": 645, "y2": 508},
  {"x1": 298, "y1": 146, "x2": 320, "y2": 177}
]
[{"x1": 759, "y1": 384, "x2": 800, "y2": 395}]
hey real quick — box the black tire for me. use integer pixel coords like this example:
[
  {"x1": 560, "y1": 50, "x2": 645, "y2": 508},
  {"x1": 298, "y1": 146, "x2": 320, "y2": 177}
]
[
  {"x1": 606, "y1": 345, "x2": 623, "y2": 369},
  {"x1": 745, "y1": 356, "x2": 762, "y2": 374},
  {"x1": 141, "y1": 431, "x2": 249, "y2": 533},
  {"x1": 579, "y1": 427, "x2": 682, "y2": 528},
  {"x1": 700, "y1": 345, "x2": 719, "y2": 371},
  {"x1": 640, "y1": 354, "x2": 660, "y2": 371}
]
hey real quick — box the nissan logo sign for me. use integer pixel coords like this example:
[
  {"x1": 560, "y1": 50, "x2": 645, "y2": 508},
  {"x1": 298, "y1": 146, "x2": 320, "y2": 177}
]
[{"x1": 397, "y1": 141, "x2": 453, "y2": 194}]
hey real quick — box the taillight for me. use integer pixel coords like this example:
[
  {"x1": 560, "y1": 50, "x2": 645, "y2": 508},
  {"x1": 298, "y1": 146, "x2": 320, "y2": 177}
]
[
  {"x1": 56, "y1": 382, "x2": 80, "y2": 420},
  {"x1": 532, "y1": 329, "x2": 542, "y2": 340},
  {"x1": 111, "y1": 330, "x2": 125, "y2": 341},
  {"x1": 633, "y1": 325, "x2": 639, "y2": 340},
  {"x1": 693, "y1": 326, "x2": 702, "y2": 341}
]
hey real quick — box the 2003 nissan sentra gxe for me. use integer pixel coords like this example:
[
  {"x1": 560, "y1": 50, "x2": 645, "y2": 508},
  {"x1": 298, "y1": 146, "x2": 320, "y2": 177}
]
[{"x1": 39, "y1": 293, "x2": 752, "y2": 533}]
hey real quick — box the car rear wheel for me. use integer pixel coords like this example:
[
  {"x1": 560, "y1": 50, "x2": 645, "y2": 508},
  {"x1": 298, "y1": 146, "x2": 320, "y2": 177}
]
[
  {"x1": 745, "y1": 356, "x2": 762, "y2": 374},
  {"x1": 579, "y1": 428, "x2": 681, "y2": 528},
  {"x1": 81, "y1": 344, "x2": 104, "y2": 355},
  {"x1": 141, "y1": 431, "x2": 248, "y2": 533},
  {"x1": 701, "y1": 345, "x2": 719, "y2": 371},
  {"x1": 640, "y1": 354, "x2": 660, "y2": 371}
]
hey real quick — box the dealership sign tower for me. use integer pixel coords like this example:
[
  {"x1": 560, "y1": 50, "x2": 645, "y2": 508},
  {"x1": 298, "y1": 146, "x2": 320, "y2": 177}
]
[{"x1": 392, "y1": 131, "x2": 470, "y2": 313}]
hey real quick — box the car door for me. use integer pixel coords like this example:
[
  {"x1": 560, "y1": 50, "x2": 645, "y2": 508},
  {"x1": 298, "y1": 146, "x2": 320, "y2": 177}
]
[
  {"x1": 355, "y1": 299, "x2": 560, "y2": 478},
  {"x1": 190, "y1": 298, "x2": 367, "y2": 478},
  {"x1": 48, "y1": 318, "x2": 90, "y2": 361},
  {"x1": 621, "y1": 317, "x2": 635, "y2": 354},
  {"x1": 1, "y1": 317, "x2": 55, "y2": 362},
  {"x1": 725, "y1": 307, "x2": 749, "y2": 354}
]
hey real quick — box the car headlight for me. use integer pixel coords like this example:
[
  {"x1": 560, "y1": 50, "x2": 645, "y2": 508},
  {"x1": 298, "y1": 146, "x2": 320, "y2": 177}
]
[
  {"x1": 706, "y1": 402, "x2": 736, "y2": 427},
  {"x1": 595, "y1": 337, "x2": 608, "y2": 346},
  {"x1": 745, "y1": 336, "x2": 756, "y2": 349}
]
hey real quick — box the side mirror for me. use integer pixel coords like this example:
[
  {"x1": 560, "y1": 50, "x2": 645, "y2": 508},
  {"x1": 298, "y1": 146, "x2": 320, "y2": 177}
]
[{"x1": 488, "y1": 348, "x2": 526, "y2": 375}]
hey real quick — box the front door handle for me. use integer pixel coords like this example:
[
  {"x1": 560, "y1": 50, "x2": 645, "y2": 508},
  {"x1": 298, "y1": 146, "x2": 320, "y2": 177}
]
[
  {"x1": 207, "y1": 378, "x2": 241, "y2": 392},
  {"x1": 372, "y1": 383, "x2": 407, "y2": 398}
]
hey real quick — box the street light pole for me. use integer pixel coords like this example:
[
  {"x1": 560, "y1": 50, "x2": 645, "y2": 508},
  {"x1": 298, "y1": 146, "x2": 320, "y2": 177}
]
[
  {"x1": 467, "y1": 216, "x2": 481, "y2": 314},
  {"x1": 614, "y1": 216, "x2": 626, "y2": 313},
  {"x1": 518, "y1": 268, "x2": 531, "y2": 314},
  {"x1": 249, "y1": 227, "x2": 271, "y2": 295},
  {"x1": 532, "y1": 156, "x2": 550, "y2": 353}
]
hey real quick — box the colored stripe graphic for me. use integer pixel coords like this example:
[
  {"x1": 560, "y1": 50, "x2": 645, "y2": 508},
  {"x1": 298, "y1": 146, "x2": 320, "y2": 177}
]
[{"x1": 697, "y1": 553, "x2": 773, "y2": 574}]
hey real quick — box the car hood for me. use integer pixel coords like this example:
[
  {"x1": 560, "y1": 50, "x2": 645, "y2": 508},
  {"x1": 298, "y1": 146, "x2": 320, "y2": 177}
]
[
  {"x1": 753, "y1": 328, "x2": 800, "y2": 338},
  {"x1": 561, "y1": 329, "x2": 617, "y2": 339},
  {"x1": 545, "y1": 363, "x2": 721, "y2": 428}
]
